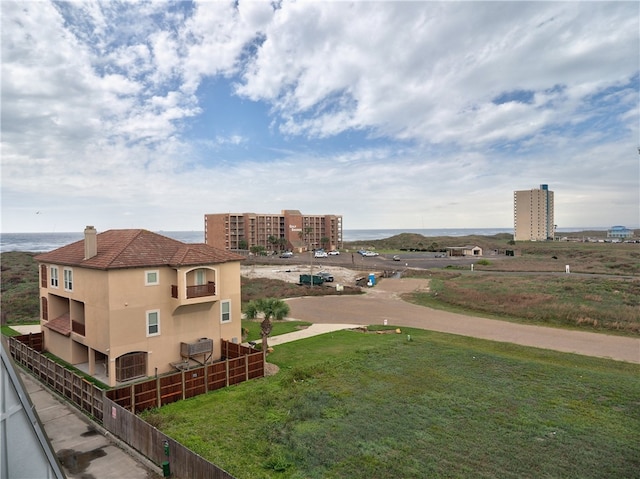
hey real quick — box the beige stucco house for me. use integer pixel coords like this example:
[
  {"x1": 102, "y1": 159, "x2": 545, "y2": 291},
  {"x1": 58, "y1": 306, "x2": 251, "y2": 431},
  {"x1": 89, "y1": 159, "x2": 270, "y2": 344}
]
[{"x1": 35, "y1": 227, "x2": 244, "y2": 387}]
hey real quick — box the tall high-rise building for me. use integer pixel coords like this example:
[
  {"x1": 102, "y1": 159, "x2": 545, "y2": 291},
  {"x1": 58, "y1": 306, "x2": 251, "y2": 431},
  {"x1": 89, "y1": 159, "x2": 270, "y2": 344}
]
[
  {"x1": 204, "y1": 210, "x2": 343, "y2": 252},
  {"x1": 513, "y1": 184, "x2": 555, "y2": 241}
]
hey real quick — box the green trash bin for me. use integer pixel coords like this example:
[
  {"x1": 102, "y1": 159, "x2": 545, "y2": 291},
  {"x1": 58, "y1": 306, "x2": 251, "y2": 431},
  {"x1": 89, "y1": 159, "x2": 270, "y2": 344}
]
[{"x1": 162, "y1": 461, "x2": 170, "y2": 477}]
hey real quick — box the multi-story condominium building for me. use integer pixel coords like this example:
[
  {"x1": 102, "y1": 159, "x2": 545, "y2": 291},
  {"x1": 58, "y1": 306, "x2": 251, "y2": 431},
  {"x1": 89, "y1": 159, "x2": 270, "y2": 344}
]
[
  {"x1": 513, "y1": 184, "x2": 555, "y2": 241},
  {"x1": 204, "y1": 210, "x2": 343, "y2": 252},
  {"x1": 35, "y1": 226, "x2": 244, "y2": 387}
]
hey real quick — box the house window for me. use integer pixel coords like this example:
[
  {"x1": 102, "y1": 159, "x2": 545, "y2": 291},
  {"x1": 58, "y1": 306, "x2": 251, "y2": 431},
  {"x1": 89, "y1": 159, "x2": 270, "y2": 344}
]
[
  {"x1": 63, "y1": 268, "x2": 73, "y2": 291},
  {"x1": 40, "y1": 265, "x2": 47, "y2": 287},
  {"x1": 145, "y1": 270, "x2": 159, "y2": 286},
  {"x1": 50, "y1": 267, "x2": 59, "y2": 288},
  {"x1": 221, "y1": 300, "x2": 231, "y2": 323},
  {"x1": 41, "y1": 297, "x2": 48, "y2": 321},
  {"x1": 146, "y1": 310, "x2": 160, "y2": 336},
  {"x1": 195, "y1": 269, "x2": 207, "y2": 285},
  {"x1": 115, "y1": 352, "x2": 147, "y2": 382}
]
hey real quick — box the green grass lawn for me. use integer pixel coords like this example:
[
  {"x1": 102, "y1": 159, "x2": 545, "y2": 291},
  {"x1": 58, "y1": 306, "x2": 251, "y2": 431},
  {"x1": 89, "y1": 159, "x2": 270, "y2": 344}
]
[
  {"x1": 142, "y1": 328, "x2": 640, "y2": 479},
  {"x1": 0, "y1": 325, "x2": 22, "y2": 337},
  {"x1": 243, "y1": 320, "x2": 313, "y2": 342}
]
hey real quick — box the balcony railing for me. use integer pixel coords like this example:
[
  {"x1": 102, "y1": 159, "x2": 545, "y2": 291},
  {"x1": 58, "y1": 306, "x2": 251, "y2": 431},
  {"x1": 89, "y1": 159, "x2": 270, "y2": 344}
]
[
  {"x1": 171, "y1": 282, "x2": 216, "y2": 299},
  {"x1": 72, "y1": 320, "x2": 85, "y2": 336}
]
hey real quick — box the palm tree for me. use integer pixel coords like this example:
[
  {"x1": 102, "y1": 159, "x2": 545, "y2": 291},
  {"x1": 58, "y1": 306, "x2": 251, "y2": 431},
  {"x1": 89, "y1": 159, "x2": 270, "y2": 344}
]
[
  {"x1": 303, "y1": 226, "x2": 313, "y2": 250},
  {"x1": 267, "y1": 235, "x2": 278, "y2": 251},
  {"x1": 244, "y1": 298, "x2": 290, "y2": 355}
]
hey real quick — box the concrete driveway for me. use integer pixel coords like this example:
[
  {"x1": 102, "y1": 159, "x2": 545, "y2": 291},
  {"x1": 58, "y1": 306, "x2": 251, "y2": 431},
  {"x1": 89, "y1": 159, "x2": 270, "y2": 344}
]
[{"x1": 285, "y1": 277, "x2": 640, "y2": 364}]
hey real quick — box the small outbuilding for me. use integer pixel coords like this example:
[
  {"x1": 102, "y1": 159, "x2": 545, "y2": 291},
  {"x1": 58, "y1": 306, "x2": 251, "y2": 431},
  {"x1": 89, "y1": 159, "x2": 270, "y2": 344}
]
[{"x1": 446, "y1": 245, "x2": 483, "y2": 257}]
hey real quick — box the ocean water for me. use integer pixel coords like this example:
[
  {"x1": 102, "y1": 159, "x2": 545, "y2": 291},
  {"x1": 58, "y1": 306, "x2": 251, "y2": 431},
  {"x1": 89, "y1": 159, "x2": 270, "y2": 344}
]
[
  {"x1": 0, "y1": 231, "x2": 205, "y2": 253},
  {"x1": 0, "y1": 227, "x2": 609, "y2": 253}
]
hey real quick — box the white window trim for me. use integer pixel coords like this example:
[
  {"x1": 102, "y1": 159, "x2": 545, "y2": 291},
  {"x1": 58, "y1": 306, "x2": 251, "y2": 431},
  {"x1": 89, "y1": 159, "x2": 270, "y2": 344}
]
[
  {"x1": 50, "y1": 266, "x2": 59, "y2": 288},
  {"x1": 220, "y1": 300, "x2": 231, "y2": 323},
  {"x1": 146, "y1": 310, "x2": 160, "y2": 337},
  {"x1": 145, "y1": 270, "x2": 159, "y2": 286},
  {"x1": 63, "y1": 267, "x2": 73, "y2": 291}
]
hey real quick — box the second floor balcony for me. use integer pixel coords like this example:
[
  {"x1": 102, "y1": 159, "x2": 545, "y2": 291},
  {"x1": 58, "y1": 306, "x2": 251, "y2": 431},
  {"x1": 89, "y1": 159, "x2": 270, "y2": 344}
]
[
  {"x1": 171, "y1": 281, "x2": 216, "y2": 301},
  {"x1": 171, "y1": 267, "x2": 218, "y2": 306}
]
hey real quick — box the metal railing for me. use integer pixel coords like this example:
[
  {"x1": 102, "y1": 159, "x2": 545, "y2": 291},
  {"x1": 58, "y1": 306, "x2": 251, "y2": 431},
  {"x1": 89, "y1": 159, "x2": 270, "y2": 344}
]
[{"x1": 171, "y1": 282, "x2": 216, "y2": 299}]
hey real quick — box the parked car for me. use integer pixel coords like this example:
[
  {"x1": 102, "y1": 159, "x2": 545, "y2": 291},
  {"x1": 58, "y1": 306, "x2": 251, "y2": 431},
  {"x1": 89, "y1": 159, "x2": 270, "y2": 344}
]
[
  {"x1": 280, "y1": 251, "x2": 293, "y2": 258},
  {"x1": 314, "y1": 250, "x2": 328, "y2": 258},
  {"x1": 328, "y1": 250, "x2": 340, "y2": 255},
  {"x1": 317, "y1": 271, "x2": 334, "y2": 282},
  {"x1": 362, "y1": 251, "x2": 379, "y2": 257}
]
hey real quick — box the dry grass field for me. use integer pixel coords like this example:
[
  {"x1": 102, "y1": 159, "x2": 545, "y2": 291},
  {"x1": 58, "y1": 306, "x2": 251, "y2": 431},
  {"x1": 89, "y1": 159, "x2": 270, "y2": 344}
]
[{"x1": 480, "y1": 241, "x2": 640, "y2": 275}]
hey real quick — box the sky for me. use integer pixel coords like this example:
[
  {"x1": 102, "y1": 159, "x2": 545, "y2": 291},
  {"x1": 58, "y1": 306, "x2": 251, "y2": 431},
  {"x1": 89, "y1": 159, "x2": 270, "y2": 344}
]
[{"x1": 1, "y1": 1, "x2": 639, "y2": 233}]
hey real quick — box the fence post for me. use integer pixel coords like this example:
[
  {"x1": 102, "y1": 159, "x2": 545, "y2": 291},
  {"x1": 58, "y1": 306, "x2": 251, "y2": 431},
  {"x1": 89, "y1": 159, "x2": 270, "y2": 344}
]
[
  {"x1": 245, "y1": 355, "x2": 249, "y2": 381},
  {"x1": 225, "y1": 359, "x2": 229, "y2": 387},
  {"x1": 181, "y1": 370, "x2": 186, "y2": 400},
  {"x1": 204, "y1": 363, "x2": 209, "y2": 394},
  {"x1": 156, "y1": 374, "x2": 161, "y2": 409},
  {"x1": 131, "y1": 384, "x2": 135, "y2": 413}
]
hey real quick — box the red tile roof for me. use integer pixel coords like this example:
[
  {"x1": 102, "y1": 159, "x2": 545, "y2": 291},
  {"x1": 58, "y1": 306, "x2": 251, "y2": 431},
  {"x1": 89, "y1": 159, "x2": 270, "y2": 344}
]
[
  {"x1": 35, "y1": 229, "x2": 245, "y2": 270},
  {"x1": 43, "y1": 313, "x2": 71, "y2": 336}
]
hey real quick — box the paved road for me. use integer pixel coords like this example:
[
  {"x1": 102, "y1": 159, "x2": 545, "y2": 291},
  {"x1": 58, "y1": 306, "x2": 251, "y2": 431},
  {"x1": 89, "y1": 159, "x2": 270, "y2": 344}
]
[{"x1": 285, "y1": 277, "x2": 640, "y2": 364}]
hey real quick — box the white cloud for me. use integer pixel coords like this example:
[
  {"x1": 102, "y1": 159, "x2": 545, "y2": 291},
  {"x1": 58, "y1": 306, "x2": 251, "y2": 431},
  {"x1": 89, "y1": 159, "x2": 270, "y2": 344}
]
[
  {"x1": 236, "y1": 1, "x2": 638, "y2": 146},
  {"x1": 1, "y1": 1, "x2": 638, "y2": 233}
]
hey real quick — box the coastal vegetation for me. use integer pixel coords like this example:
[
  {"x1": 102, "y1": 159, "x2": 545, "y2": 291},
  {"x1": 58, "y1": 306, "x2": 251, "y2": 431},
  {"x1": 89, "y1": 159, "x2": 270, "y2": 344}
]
[
  {"x1": 241, "y1": 276, "x2": 361, "y2": 302},
  {"x1": 3, "y1": 231, "x2": 638, "y2": 333},
  {"x1": 402, "y1": 270, "x2": 640, "y2": 335},
  {"x1": 142, "y1": 327, "x2": 640, "y2": 479},
  {"x1": 345, "y1": 232, "x2": 640, "y2": 276},
  {"x1": 0, "y1": 252, "x2": 40, "y2": 324}
]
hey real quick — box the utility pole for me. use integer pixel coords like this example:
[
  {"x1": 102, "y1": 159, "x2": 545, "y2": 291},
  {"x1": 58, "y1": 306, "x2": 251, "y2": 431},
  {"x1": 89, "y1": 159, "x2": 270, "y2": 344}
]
[{"x1": 305, "y1": 226, "x2": 314, "y2": 287}]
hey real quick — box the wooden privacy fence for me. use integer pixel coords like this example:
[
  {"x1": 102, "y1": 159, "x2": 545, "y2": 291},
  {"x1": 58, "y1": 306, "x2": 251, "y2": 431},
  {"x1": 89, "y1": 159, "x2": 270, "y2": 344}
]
[
  {"x1": 8, "y1": 335, "x2": 104, "y2": 421},
  {"x1": 104, "y1": 397, "x2": 236, "y2": 479},
  {"x1": 107, "y1": 340, "x2": 264, "y2": 414},
  {"x1": 14, "y1": 332, "x2": 43, "y2": 352},
  {"x1": 9, "y1": 335, "x2": 262, "y2": 478}
]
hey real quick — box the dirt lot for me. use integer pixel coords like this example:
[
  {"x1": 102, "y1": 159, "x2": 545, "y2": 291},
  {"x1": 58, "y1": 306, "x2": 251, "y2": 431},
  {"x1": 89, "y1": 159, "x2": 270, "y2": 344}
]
[{"x1": 241, "y1": 264, "x2": 368, "y2": 285}]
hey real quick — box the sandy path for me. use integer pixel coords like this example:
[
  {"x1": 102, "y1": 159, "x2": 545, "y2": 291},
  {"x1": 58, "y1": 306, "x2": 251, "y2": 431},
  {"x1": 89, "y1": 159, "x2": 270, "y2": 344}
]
[{"x1": 285, "y1": 277, "x2": 640, "y2": 364}]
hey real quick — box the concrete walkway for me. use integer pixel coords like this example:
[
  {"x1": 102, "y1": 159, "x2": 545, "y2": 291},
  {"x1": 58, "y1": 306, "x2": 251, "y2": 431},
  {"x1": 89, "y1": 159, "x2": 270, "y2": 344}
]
[
  {"x1": 264, "y1": 323, "x2": 362, "y2": 346},
  {"x1": 18, "y1": 371, "x2": 161, "y2": 478},
  {"x1": 284, "y1": 277, "x2": 640, "y2": 364}
]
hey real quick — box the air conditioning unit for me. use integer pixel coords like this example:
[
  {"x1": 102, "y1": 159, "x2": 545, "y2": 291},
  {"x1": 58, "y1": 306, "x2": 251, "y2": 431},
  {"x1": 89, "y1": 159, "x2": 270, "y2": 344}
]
[{"x1": 180, "y1": 338, "x2": 213, "y2": 358}]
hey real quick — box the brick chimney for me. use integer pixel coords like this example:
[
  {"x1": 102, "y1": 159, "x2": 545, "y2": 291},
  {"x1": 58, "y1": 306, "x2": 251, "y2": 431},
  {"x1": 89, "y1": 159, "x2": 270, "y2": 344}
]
[{"x1": 84, "y1": 226, "x2": 97, "y2": 260}]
